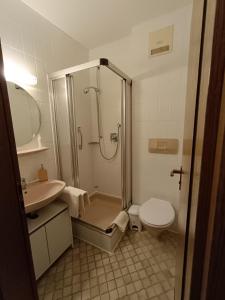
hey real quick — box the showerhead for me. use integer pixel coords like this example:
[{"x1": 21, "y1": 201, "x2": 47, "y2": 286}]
[{"x1": 83, "y1": 86, "x2": 100, "y2": 94}]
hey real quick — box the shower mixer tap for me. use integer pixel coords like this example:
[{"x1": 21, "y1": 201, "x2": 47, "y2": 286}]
[
  {"x1": 110, "y1": 123, "x2": 121, "y2": 142},
  {"x1": 110, "y1": 132, "x2": 119, "y2": 142}
]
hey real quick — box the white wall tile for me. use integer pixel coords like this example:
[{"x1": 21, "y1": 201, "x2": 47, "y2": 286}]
[
  {"x1": 0, "y1": 0, "x2": 88, "y2": 182},
  {"x1": 1, "y1": 0, "x2": 192, "y2": 230}
]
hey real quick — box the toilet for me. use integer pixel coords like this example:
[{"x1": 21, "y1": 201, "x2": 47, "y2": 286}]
[{"x1": 139, "y1": 198, "x2": 175, "y2": 237}]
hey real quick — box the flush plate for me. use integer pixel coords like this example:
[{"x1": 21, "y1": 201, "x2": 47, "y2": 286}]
[{"x1": 149, "y1": 138, "x2": 178, "y2": 154}]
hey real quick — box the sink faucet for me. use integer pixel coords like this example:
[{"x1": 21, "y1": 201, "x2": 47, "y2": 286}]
[{"x1": 21, "y1": 177, "x2": 27, "y2": 190}]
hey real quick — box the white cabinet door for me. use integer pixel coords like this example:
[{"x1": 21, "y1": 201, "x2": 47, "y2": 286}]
[
  {"x1": 30, "y1": 227, "x2": 50, "y2": 279},
  {"x1": 45, "y1": 210, "x2": 72, "y2": 263}
]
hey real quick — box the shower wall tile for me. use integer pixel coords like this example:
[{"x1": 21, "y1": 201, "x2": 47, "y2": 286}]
[
  {"x1": 90, "y1": 4, "x2": 192, "y2": 229},
  {"x1": 0, "y1": 0, "x2": 89, "y2": 182}
]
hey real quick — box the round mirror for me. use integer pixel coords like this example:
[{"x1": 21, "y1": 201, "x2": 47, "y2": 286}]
[{"x1": 7, "y1": 82, "x2": 41, "y2": 147}]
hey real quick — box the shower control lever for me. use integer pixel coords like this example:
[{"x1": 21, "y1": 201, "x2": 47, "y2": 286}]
[
  {"x1": 170, "y1": 167, "x2": 184, "y2": 190},
  {"x1": 110, "y1": 133, "x2": 119, "y2": 142}
]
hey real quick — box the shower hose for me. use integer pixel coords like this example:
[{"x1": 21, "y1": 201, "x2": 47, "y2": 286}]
[{"x1": 98, "y1": 123, "x2": 121, "y2": 160}]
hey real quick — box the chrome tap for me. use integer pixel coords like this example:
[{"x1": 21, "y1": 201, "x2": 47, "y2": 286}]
[{"x1": 21, "y1": 177, "x2": 27, "y2": 190}]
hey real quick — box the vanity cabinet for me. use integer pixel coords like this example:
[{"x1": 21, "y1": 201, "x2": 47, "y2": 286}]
[
  {"x1": 45, "y1": 210, "x2": 72, "y2": 263},
  {"x1": 27, "y1": 200, "x2": 73, "y2": 279},
  {"x1": 29, "y1": 227, "x2": 49, "y2": 279}
]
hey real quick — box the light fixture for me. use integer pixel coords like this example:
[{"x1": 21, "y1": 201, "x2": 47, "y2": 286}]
[{"x1": 4, "y1": 59, "x2": 37, "y2": 86}]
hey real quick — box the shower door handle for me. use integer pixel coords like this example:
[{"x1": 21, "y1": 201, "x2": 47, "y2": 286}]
[{"x1": 77, "y1": 127, "x2": 83, "y2": 150}]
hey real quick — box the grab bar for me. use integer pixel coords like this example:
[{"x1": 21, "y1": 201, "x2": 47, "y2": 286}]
[{"x1": 77, "y1": 126, "x2": 83, "y2": 150}]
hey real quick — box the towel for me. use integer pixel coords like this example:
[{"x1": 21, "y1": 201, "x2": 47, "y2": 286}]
[
  {"x1": 61, "y1": 186, "x2": 89, "y2": 218},
  {"x1": 110, "y1": 211, "x2": 129, "y2": 232}
]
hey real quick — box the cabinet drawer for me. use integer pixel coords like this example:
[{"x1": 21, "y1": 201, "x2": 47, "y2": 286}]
[
  {"x1": 30, "y1": 227, "x2": 50, "y2": 279},
  {"x1": 45, "y1": 210, "x2": 72, "y2": 263}
]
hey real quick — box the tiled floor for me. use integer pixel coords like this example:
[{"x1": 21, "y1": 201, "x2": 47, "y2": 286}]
[{"x1": 38, "y1": 230, "x2": 177, "y2": 300}]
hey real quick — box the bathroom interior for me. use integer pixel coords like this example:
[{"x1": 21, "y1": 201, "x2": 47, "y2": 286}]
[{"x1": 0, "y1": 0, "x2": 197, "y2": 299}]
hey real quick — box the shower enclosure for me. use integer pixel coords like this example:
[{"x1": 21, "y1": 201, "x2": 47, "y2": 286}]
[{"x1": 49, "y1": 58, "x2": 132, "y2": 235}]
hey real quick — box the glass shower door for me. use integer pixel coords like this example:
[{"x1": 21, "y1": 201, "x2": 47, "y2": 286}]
[
  {"x1": 51, "y1": 77, "x2": 77, "y2": 187},
  {"x1": 50, "y1": 59, "x2": 132, "y2": 212},
  {"x1": 71, "y1": 70, "x2": 95, "y2": 194},
  {"x1": 71, "y1": 66, "x2": 123, "y2": 200}
]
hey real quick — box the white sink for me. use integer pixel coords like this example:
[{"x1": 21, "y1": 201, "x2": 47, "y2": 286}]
[{"x1": 23, "y1": 180, "x2": 66, "y2": 213}]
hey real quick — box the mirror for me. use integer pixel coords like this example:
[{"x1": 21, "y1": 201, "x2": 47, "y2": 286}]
[{"x1": 7, "y1": 82, "x2": 41, "y2": 147}]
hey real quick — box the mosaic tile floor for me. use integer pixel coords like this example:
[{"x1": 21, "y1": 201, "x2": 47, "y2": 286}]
[{"x1": 38, "y1": 230, "x2": 177, "y2": 300}]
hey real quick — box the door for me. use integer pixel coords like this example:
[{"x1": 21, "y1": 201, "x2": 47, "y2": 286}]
[
  {"x1": 0, "y1": 41, "x2": 38, "y2": 299},
  {"x1": 30, "y1": 227, "x2": 50, "y2": 279},
  {"x1": 184, "y1": 0, "x2": 225, "y2": 298},
  {"x1": 68, "y1": 66, "x2": 123, "y2": 198},
  {"x1": 70, "y1": 69, "x2": 95, "y2": 193},
  {"x1": 45, "y1": 210, "x2": 72, "y2": 264},
  {"x1": 174, "y1": 0, "x2": 217, "y2": 299}
]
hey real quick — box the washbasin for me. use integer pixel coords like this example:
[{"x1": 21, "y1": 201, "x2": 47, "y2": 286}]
[{"x1": 23, "y1": 180, "x2": 66, "y2": 213}]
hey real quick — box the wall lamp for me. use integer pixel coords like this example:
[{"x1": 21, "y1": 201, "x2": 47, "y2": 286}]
[{"x1": 4, "y1": 59, "x2": 37, "y2": 86}]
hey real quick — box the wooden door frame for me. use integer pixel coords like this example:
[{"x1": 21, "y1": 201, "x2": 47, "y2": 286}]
[
  {"x1": 203, "y1": 76, "x2": 225, "y2": 299},
  {"x1": 183, "y1": 0, "x2": 225, "y2": 298},
  {"x1": 0, "y1": 41, "x2": 38, "y2": 299},
  {"x1": 0, "y1": 0, "x2": 224, "y2": 299}
]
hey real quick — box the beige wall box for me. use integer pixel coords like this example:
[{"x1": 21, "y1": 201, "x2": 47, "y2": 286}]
[
  {"x1": 149, "y1": 25, "x2": 174, "y2": 56},
  {"x1": 149, "y1": 139, "x2": 178, "y2": 154}
]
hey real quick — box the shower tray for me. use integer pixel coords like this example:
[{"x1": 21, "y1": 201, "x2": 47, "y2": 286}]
[{"x1": 71, "y1": 193, "x2": 125, "y2": 253}]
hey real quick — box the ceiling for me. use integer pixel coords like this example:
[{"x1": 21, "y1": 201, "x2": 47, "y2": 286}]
[{"x1": 22, "y1": 0, "x2": 191, "y2": 49}]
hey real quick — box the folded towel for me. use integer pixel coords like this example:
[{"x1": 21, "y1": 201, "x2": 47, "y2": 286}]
[
  {"x1": 61, "y1": 186, "x2": 89, "y2": 218},
  {"x1": 60, "y1": 187, "x2": 79, "y2": 218},
  {"x1": 110, "y1": 211, "x2": 129, "y2": 232}
]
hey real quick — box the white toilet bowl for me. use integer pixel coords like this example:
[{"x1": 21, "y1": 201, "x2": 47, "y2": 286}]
[{"x1": 139, "y1": 198, "x2": 175, "y2": 237}]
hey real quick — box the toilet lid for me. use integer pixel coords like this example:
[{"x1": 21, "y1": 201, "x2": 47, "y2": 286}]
[{"x1": 139, "y1": 198, "x2": 175, "y2": 227}]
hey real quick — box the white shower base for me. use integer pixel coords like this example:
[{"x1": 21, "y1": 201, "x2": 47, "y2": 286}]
[
  {"x1": 72, "y1": 192, "x2": 125, "y2": 253},
  {"x1": 72, "y1": 218, "x2": 125, "y2": 253}
]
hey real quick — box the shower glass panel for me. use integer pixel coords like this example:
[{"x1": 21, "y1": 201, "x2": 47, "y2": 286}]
[
  {"x1": 49, "y1": 59, "x2": 132, "y2": 229},
  {"x1": 51, "y1": 78, "x2": 75, "y2": 186},
  {"x1": 72, "y1": 66, "x2": 122, "y2": 198}
]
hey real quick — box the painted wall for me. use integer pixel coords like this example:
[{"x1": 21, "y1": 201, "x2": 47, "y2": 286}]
[
  {"x1": 0, "y1": 0, "x2": 89, "y2": 182},
  {"x1": 90, "y1": 5, "x2": 193, "y2": 218}
]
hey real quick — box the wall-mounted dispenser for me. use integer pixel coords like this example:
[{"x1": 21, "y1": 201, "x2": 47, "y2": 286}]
[{"x1": 149, "y1": 25, "x2": 174, "y2": 57}]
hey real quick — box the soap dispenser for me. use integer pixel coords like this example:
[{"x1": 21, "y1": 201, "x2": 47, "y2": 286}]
[{"x1": 37, "y1": 164, "x2": 48, "y2": 182}]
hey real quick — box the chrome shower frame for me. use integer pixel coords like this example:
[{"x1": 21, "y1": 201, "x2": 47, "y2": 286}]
[{"x1": 48, "y1": 58, "x2": 132, "y2": 209}]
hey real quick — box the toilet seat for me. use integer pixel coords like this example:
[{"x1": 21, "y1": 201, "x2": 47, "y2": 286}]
[{"x1": 139, "y1": 198, "x2": 175, "y2": 228}]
